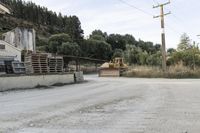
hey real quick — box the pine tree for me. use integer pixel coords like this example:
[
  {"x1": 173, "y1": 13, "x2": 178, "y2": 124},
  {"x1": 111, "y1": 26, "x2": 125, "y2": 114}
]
[{"x1": 177, "y1": 33, "x2": 191, "y2": 51}]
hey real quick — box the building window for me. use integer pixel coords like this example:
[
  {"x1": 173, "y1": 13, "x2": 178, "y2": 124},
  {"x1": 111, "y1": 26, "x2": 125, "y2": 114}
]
[{"x1": 0, "y1": 44, "x2": 5, "y2": 50}]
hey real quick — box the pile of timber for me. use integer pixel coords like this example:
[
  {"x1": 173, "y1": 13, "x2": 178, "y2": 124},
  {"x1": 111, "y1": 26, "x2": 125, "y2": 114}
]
[
  {"x1": 25, "y1": 53, "x2": 48, "y2": 74},
  {"x1": 48, "y1": 56, "x2": 63, "y2": 73}
]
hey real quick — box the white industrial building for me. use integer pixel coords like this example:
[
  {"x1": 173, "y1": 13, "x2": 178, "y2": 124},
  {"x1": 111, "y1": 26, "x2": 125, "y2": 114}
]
[
  {"x1": 3, "y1": 27, "x2": 36, "y2": 52},
  {"x1": 0, "y1": 40, "x2": 21, "y2": 61},
  {"x1": 0, "y1": 40, "x2": 22, "y2": 74}
]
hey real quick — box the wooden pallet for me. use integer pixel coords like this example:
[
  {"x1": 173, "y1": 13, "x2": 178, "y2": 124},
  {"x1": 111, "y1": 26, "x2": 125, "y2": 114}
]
[
  {"x1": 25, "y1": 53, "x2": 48, "y2": 74},
  {"x1": 48, "y1": 57, "x2": 63, "y2": 73}
]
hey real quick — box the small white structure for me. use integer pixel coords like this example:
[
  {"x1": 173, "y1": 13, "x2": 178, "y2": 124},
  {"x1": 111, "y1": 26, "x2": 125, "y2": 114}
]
[
  {"x1": 3, "y1": 27, "x2": 36, "y2": 52},
  {"x1": 0, "y1": 40, "x2": 21, "y2": 61}
]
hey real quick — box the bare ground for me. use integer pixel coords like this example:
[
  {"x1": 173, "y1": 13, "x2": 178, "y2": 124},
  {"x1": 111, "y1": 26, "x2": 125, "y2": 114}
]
[{"x1": 1, "y1": 75, "x2": 200, "y2": 133}]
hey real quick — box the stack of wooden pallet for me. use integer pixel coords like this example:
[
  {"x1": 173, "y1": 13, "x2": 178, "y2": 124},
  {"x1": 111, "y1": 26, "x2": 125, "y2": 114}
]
[
  {"x1": 25, "y1": 53, "x2": 48, "y2": 74},
  {"x1": 48, "y1": 56, "x2": 63, "y2": 73}
]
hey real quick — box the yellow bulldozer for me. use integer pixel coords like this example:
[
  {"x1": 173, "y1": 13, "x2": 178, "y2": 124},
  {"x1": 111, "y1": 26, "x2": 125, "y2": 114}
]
[{"x1": 99, "y1": 58, "x2": 128, "y2": 77}]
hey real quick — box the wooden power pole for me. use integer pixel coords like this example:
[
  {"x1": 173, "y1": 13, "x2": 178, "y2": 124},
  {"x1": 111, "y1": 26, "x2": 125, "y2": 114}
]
[{"x1": 153, "y1": 1, "x2": 171, "y2": 71}]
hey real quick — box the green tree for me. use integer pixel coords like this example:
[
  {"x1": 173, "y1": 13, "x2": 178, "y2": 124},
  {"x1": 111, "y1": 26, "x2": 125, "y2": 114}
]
[
  {"x1": 123, "y1": 34, "x2": 137, "y2": 46},
  {"x1": 90, "y1": 35, "x2": 106, "y2": 42},
  {"x1": 90, "y1": 40, "x2": 112, "y2": 60},
  {"x1": 95, "y1": 41, "x2": 112, "y2": 60},
  {"x1": 80, "y1": 39, "x2": 112, "y2": 60},
  {"x1": 59, "y1": 42, "x2": 81, "y2": 56},
  {"x1": 49, "y1": 33, "x2": 72, "y2": 44},
  {"x1": 169, "y1": 47, "x2": 200, "y2": 68},
  {"x1": 112, "y1": 49, "x2": 124, "y2": 59},
  {"x1": 146, "y1": 51, "x2": 162, "y2": 66},
  {"x1": 154, "y1": 44, "x2": 161, "y2": 52},
  {"x1": 48, "y1": 33, "x2": 72, "y2": 53},
  {"x1": 90, "y1": 30, "x2": 107, "y2": 39},
  {"x1": 167, "y1": 48, "x2": 176, "y2": 54},
  {"x1": 106, "y1": 34, "x2": 126, "y2": 51},
  {"x1": 138, "y1": 51, "x2": 148, "y2": 65},
  {"x1": 64, "y1": 16, "x2": 84, "y2": 43},
  {"x1": 138, "y1": 40, "x2": 157, "y2": 54},
  {"x1": 79, "y1": 39, "x2": 96, "y2": 57},
  {"x1": 124, "y1": 45, "x2": 142, "y2": 65},
  {"x1": 177, "y1": 33, "x2": 191, "y2": 51},
  {"x1": 48, "y1": 41, "x2": 59, "y2": 53}
]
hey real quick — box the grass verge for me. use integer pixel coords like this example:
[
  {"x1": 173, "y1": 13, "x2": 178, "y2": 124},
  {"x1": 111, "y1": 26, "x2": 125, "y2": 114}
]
[{"x1": 123, "y1": 64, "x2": 200, "y2": 79}]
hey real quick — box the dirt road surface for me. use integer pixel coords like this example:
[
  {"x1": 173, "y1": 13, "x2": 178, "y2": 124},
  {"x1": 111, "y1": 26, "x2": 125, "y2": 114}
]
[{"x1": 1, "y1": 75, "x2": 200, "y2": 133}]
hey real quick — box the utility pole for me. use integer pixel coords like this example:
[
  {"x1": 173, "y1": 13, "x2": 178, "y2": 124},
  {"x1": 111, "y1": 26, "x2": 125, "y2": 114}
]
[
  {"x1": 153, "y1": 1, "x2": 171, "y2": 72},
  {"x1": 192, "y1": 41, "x2": 196, "y2": 70}
]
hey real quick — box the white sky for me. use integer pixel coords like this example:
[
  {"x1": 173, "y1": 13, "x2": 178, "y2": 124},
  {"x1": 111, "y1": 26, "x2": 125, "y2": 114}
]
[{"x1": 24, "y1": 0, "x2": 200, "y2": 48}]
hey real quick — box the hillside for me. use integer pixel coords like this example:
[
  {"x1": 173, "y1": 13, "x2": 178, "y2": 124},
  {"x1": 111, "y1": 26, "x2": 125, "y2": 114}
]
[{"x1": 0, "y1": 0, "x2": 83, "y2": 44}]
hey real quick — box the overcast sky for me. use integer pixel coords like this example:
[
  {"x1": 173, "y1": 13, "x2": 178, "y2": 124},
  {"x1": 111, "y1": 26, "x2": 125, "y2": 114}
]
[{"x1": 24, "y1": 0, "x2": 200, "y2": 48}]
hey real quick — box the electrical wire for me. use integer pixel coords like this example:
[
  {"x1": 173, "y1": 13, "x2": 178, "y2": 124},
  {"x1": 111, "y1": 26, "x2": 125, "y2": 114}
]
[
  {"x1": 117, "y1": 0, "x2": 185, "y2": 39},
  {"x1": 165, "y1": 6, "x2": 195, "y2": 38},
  {"x1": 152, "y1": 0, "x2": 159, "y2": 4},
  {"x1": 117, "y1": 0, "x2": 153, "y2": 16}
]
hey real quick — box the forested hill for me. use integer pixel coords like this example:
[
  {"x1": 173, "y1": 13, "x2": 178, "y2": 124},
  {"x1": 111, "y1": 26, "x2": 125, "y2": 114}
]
[
  {"x1": 0, "y1": 0, "x2": 166, "y2": 66},
  {"x1": 0, "y1": 0, "x2": 84, "y2": 43}
]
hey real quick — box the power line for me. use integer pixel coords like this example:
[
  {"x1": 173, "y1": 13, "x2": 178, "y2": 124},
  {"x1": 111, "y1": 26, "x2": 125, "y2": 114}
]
[
  {"x1": 152, "y1": 0, "x2": 159, "y2": 4},
  {"x1": 117, "y1": 0, "x2": 183, "y2": 35},
  {"x1": 165, "y1": 3, "x2": 195, "y2": 36},
  {"x1": 117, "y1": 0, "x2": 153, "y2": 16},
  {"x1": 117, "y1": 0, "x2": 184, "y2": 44},
  {"x1": 117, "y1": 0, "x2": 181, "y2": 34},
  {"x1": 166, "y1": 9, "x2": 194, "y2": 36}
]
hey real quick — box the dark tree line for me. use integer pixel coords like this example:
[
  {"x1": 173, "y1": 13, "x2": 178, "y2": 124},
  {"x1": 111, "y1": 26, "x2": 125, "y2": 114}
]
[
  {"x1": 82, "y1": 30, "x2": 162, "y2": 65},
  {"x1": 41, "y1": 29, "x2": 162, "y2": 66},
  {"x1": 0, "y1": 0, "x2": 84, "y2": 42}
]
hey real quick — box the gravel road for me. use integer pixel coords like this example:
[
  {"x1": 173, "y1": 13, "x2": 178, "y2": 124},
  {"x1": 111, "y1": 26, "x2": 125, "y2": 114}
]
[{"x1": 1, "y1": 75, "x2": 200, "y2": 133}]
